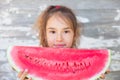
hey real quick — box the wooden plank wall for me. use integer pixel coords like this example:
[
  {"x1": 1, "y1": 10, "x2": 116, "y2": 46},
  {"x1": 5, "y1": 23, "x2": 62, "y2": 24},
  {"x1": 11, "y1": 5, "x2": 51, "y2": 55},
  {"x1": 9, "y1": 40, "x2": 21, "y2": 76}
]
[{"x1": 0, "y1": 0, "x2": 120, "y2": 80}]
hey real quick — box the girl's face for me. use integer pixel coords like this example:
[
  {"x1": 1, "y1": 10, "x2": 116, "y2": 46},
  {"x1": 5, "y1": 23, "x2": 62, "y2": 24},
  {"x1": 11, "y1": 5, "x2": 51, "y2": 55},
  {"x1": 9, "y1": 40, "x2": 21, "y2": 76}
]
[{"x1": 46, "y1": 14, "x2": 74, "y2": 48}]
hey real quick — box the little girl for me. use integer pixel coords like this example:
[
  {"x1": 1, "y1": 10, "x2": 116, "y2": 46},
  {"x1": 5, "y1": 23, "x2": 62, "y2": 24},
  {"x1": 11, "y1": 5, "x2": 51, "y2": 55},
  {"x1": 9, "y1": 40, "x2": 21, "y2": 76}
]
[
  {"x1": 17, "y1": 5, "x2": 109, "y2": 80},
  {"x1": 34, "y1": 5, "x2": 81, "y2": 48}
]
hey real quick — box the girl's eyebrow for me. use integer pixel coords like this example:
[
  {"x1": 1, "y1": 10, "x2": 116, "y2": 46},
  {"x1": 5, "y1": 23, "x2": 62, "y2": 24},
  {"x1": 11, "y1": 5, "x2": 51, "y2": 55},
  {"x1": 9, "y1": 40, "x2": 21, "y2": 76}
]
[
  {"x1": 47, "y1": 27, "x2": 55, "y2": 29},
  {"x1": 64, "y1": 27, "x2": 72, "y2": 29},
  {"x1": 47, "y1": 27, "x2": 71, "y2": 29}
]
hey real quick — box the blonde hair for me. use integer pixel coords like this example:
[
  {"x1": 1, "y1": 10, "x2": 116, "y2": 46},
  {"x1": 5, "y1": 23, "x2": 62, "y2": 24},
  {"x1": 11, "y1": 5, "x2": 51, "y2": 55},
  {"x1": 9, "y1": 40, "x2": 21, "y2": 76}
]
[{"x1": 34, "y1": 5, "x2": 81, "y2": 48}]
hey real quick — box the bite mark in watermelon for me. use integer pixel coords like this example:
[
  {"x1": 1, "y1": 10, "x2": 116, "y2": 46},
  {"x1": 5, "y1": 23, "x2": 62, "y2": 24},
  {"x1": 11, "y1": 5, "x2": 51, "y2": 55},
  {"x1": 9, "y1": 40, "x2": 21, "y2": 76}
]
[{"x1": 7, "y1": 46, "x2": 111, "y2": 80}]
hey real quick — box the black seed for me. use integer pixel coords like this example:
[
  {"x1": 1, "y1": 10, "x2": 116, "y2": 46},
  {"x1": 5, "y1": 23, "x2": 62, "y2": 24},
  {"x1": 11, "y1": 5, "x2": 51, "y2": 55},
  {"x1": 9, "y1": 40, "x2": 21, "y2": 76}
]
[
  {"x1": 37, "y1": 61, "x2": 40, "y2": 63},
  {"x1": 62, "y1": 62, "x2": 65, "y2": 66},
  {"x1": 55, "y1": 63, "x2": 57, "y2": 66},
  {"x1": 58, "y1": 63, "x2": 61, "y2": 66},
  {"x1": 35, "y1": 59, "x2": 37, "y2": 62},
  {"x1": 44, "y1": 63, "x2": 46, "y2": 65},
  {"x1": 74, "y1": 62, "x2": 76, "y2": 66},
  {"x1": 25, "y1": 55, "x2": 29, "y2": 58},
  {"x1": 80, "y1": 63, "x2": 82, "y2": 65},
  {"x1": 66, "y1": 62, "x2": 69, "y2": 66},
  {"x1": 29, "y1": 57, "x2": 32, "y2": 60},
  {"x1": 73, "y1": 71, "x2": 76, "y2": 74}
]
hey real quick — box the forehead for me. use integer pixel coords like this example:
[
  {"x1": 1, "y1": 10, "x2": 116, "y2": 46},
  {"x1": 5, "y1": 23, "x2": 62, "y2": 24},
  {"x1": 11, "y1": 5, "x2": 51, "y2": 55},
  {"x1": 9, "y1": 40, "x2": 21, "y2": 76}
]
[{"x1": 47, "y1": 12, "x2": 73, "y2": 28}]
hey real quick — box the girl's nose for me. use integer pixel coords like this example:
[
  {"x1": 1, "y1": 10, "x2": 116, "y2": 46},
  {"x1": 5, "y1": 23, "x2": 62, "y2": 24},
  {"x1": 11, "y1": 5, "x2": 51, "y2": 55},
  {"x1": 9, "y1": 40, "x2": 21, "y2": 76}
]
[{"x1": 56, "y1": 33, "x2": 63, "y2": 42}]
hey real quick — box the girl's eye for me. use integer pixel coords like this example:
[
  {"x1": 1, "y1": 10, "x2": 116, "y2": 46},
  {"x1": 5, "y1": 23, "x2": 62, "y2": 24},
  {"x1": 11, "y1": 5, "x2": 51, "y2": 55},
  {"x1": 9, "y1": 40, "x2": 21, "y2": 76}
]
[
  {"x1": 50, "y1": 31, "x2": 56, "y2": 34},
  {"x1": 64, "y1": 31, "x2": 70, "y2": 33}
]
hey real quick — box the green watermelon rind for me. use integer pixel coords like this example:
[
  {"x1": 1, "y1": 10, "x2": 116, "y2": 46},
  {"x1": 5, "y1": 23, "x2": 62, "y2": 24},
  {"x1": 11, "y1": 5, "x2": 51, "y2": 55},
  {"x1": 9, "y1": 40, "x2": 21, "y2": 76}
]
[
  {"x1": 7, "y1": 46, "x2": 41, "y2": 80},
  {"x1": 7, "y1": 46, "x2": 20, "y2": 72},
  {"x1": 7, "y1": 46, "x2": 111, "y2": 80},
  {"x1": 90, "y1": 50, "x2": 111, "y2": 80}
]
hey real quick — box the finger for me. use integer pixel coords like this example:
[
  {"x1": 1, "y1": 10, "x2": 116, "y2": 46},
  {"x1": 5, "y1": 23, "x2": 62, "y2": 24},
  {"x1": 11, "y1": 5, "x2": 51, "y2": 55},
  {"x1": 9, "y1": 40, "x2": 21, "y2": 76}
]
[
  {"x1": 105, "y1": 69, "x2": 110, "y2": 74},
  {"x1": 18, "y1": 70, "x2": 24, "y2": 78},
  {"x1": 12, "y1": 67, "x2": 16, "y2": 71},
  {"x1": 24, "y1": 77, "x2": 31, "y2": 80},
  {"x1": 24, "y1": 77, "x2": 32, "y2": 80},
  {"x1": 28, "y1": 77, "x2": 32, "y2": 80},
  {"x1": 20, "y1": 69, "x2": 28, "y2": 80},
  {"x1": 100, "y1": 74, "x2": 105, "y2": 79},
  {"x1": 24, "y1": 79, "x2": 32, "y2": 80}
]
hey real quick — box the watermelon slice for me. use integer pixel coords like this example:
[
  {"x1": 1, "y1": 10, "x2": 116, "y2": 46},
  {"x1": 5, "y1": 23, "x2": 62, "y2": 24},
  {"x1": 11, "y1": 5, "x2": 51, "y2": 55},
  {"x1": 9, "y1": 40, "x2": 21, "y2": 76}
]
[{"x1": 7, "y1": 46, "x2": 111, "y2": 80}]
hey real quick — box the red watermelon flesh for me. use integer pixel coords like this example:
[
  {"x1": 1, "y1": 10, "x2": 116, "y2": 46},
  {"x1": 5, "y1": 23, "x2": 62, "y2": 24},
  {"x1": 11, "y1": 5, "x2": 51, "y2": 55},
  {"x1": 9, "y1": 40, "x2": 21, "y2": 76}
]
[{"x1": 7, "y1": 46, "x2": 111, "y2": 80}]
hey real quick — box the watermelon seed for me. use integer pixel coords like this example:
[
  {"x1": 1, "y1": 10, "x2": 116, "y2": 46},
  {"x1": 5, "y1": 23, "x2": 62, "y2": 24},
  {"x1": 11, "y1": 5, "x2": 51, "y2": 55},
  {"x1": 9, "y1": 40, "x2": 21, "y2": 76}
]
[
  {"x1": 58, "y1": 63, "x2": 61, "y2": 66},
  {"x1": 66, "y1": 62, "x2": 69, "y2": 66},
  {"x1": 62, "y1": 62, "x2": 65, "y2": 66},
  {"x1": 74, "y1": 62, "x2": 77, "y2": 66},
  {"x1": 29, "y1": 57, "x2": 32, "y2": 60},
  {"x1": 72, "y1": 70, "x2": 76, "y2": 74},
  {"x1": 72, "y1": 68, "x2": 80, "y2": 74},
  {"x1": 78, "y1": 62, "x2": 85, "y2": 71},
  {"x1": 35, "y1": 59, "x2": 39, "y2": 63},
  {"x1": 25, "y1": 55, "x2": 29, "y2": 58},
  {"x1": 44, "y1": 62, "x2": 47, "y2": 65},
  {"x1": 25, "y1": 55, "x2": 32, "y2": 60},
  {"x1": 55, "y1": 63, "x2": 57, "y2": 66}
]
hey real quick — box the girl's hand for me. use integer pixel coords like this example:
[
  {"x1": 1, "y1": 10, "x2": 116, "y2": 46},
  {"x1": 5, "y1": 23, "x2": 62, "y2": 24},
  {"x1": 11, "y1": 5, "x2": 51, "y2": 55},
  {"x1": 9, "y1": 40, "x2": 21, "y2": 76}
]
[
  {"x1": 100, "y1": 69, "x2": 110, "y2": 79},
  {"x1": 18, "y1": 69, "x2": 32, "y2": 80}
]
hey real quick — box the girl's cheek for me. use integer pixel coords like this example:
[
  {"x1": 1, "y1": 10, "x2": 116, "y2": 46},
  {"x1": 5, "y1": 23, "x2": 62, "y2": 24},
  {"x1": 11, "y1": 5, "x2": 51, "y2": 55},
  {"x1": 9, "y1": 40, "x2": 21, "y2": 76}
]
[
  {"x1": 63, "y1": 34, "x2": 74, "y2": 45},
  {"x1": 63, "y1": 33, "x2": 74, "y2": 40},
  {"x1": 47, "y1": 34, "x2": 56, "y2": 42}
]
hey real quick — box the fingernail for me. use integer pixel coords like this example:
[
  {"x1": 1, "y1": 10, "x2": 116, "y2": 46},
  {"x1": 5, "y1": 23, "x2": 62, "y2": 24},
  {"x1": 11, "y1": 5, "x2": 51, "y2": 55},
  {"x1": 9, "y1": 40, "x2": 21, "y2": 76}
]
[
  {"x1": 105, "y1": 70, "x2": 110, "y2": 74},
  {"x1": 100, "y1": 75, "x2": 105, "y2": 79}
]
